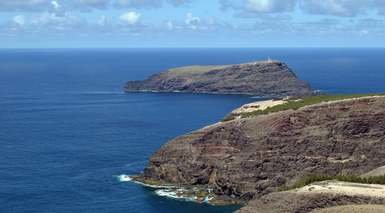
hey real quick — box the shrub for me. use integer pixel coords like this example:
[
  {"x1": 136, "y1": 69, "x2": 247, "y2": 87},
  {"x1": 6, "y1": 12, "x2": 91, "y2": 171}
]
[{"x1": 241, "y1": 94, "x2": 384, "y2": 118}]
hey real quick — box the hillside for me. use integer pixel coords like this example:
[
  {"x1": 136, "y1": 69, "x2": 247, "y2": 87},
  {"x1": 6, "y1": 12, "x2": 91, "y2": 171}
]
[{"x1": 133, "y1": 95, "x2": 385, "y2": 211}]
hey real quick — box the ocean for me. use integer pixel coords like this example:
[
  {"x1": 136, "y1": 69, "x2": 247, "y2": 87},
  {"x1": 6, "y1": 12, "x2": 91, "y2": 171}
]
[{"x1": 1, "y1": 48, "x2": 385, "y2": 213}]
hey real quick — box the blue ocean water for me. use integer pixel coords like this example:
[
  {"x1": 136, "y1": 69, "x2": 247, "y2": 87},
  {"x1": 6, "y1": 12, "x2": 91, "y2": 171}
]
[{"x1": 1, "y1": 48, "x2": 385, "y2": 213}]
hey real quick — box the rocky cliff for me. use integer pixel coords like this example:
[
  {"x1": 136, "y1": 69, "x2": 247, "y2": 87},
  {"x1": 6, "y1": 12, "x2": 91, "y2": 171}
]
[
  {"x1": 135, "y1": 95, "x2": 385, "y2": 211},
  {"x1": 125, "y1": 61, "x2": 312, "y2": 97}
]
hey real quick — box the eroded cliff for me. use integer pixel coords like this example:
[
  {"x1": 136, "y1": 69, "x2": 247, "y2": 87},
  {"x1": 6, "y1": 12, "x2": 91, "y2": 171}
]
[
  {"x1": 136, "y1": 96, "x2": 385, "y2": 210},
  {"x1": 125, "y1": 61, "x2": 312, "y2": 97}
]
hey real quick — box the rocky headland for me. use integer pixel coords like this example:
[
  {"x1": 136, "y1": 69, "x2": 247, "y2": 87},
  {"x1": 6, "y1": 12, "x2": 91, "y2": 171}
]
[
  {"x1": 131, "y1": 95, "x2": 385, "y2": 212},
  {"x1": 125, "y1": 60, "x2": 313, "y2": 98},
  {"x1": 125, "y1": 60, "x2": 385, "y2": 212}
]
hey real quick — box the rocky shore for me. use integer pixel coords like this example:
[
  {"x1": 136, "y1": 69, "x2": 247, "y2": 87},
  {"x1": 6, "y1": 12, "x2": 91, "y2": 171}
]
[
  {"x1": 125, "y1": 60, "x2": 313, "y2": 98},
  {"x1": 132, "y1": 95, "x2": 385, "y2": 212}
]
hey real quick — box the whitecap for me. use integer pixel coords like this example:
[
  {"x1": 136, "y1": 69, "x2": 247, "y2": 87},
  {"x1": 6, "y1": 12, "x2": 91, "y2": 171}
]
[
  {"x1": 155, "y1": 188, "x2": 196, "y2": 202},
  {"x1": 117, "y1": 174, "x2": 132, "y2": 182},
  {"x1": 116, "y1": 174, "x2": 177, "y2": 189}
]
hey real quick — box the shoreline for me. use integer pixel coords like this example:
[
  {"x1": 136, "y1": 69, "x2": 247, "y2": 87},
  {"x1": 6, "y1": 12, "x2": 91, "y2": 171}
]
[
  {"x1": 117, "y1": 174, "x2": 243, "y2": 206},
  {"x1": 124, "y1": 89, "x2": 270, "y2": 97}
]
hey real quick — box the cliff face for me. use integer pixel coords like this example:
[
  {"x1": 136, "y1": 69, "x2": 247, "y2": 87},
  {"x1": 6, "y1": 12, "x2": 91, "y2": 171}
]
[
  {"x1": 125, "y1": 61, "x2": 312, "y2": 97},
  {"x1": 140, "y1": 96, "x2": 385, "y2": 204}
]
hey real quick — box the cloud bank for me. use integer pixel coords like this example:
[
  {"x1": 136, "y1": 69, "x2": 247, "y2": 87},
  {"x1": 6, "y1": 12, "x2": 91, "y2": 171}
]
[
  {"x1": 1, "y1": 0, "x2": 385, "y2": 47},
  {"x1": 222, "y1": 0, "x2": 385, "y2": 17}
]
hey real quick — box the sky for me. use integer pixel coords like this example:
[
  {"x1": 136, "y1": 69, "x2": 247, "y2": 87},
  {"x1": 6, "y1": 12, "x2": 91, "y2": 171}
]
[{"x1": 1, "y1": 0, "x2": 385, "y2": 48}]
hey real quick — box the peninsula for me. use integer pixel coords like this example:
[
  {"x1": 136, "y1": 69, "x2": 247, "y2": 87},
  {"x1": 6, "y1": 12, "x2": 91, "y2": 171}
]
[
  {"x1": 133, "y1": 94, "x2": 385, "y2": 212},
  {"x1": 125, "y1": 61, "x2": 385, "y2": 212}
]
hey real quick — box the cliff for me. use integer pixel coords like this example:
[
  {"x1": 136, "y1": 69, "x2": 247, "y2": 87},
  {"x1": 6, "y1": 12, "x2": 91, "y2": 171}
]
[
  {"x1": 135, "y1": 95, "x2": 385, "y2": 211},
  {"x1": 125, "y1": 61, "x2": 312, "y2": 98}
]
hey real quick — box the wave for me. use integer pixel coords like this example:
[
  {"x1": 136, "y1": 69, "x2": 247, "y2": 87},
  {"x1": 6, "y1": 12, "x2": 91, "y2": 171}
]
[
  {"x1": 117, "y1": 174, "x2": 132, "y2": 182},
  {"x1": 155, "y1": 188, "x2": 214, "y2": 203},
  {"x1": 116, "y1": 174, "x2": 214, "y2": 204},
  {"x1": 155, "y1": 188, "x2": 196, "y2": 202},
  {"x1": 116, "y1": 174, "x2": 176, "y2": 189}
]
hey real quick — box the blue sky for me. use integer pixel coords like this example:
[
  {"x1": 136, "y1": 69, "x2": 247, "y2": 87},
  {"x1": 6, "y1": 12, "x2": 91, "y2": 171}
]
[{"x1": 1, "y1": 0, "x2": 385, "y2": 48}]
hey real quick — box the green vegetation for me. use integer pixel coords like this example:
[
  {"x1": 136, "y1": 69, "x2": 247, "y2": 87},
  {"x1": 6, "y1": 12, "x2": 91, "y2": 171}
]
[
  {"x1": 240, "y1": 94, "x2": 384, "y2": 118},
  {"x1": 195, "y1": 190, "x2": 209, "y2": 199},
  {"x1": 280, "y1": 174, "x2": 385, "y2": 191}
]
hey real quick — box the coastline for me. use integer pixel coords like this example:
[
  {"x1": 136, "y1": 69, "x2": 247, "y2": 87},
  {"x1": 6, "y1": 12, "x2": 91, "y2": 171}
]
[
  {"x1": 129, "y1": 94, "x2": 385, "y2": 212},
  {"x1": 118, "y1": 174, "x2": 243, "y2": 206},
  {"x1": 124, "y1": 89, "x2": 270, "y2": 97}
]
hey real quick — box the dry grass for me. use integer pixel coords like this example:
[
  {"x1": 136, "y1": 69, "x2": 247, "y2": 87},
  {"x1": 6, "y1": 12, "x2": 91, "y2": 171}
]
[
  {"x1": 312, "y1": 205, "x2": 385, "y2": 213},
  {"x1": 240, "y1": 94, "x2": 385, "y2": 118},
  {"x1": 167, "y1": 65, "x2": 231, "y2": 76}
]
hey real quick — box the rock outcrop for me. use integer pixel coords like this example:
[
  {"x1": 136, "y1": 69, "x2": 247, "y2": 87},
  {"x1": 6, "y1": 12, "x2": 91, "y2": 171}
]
[
  {"x1": 136, "y1": 96, "x2": 385, "y2": 211},
  {"x1": 125, "y1": 61, "x2": 312, "y2": 98}
]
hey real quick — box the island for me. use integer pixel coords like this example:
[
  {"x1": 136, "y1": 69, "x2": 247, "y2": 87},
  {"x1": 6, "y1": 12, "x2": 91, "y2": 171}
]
[
  {"x1": 125, "y1": 60, "x2": 313, "y2": 98},
  {"x1": 125, "y1": 61, "x2": 385, "y2": 212}
]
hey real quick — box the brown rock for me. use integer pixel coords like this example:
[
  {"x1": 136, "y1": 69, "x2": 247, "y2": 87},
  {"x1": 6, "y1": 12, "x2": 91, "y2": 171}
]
[
  {"x1": 139, "y1": 96, "x2": 385, "y2": 207},
  {"x1": 125, "y1": 61, "x2": 313, "y2": 98}
]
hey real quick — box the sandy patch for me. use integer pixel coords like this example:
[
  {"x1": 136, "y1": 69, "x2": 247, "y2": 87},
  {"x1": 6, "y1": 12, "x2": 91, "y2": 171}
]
[
  {"x1": 232, "y1": 99, "x2": 287, "y2": 114},
  {"x1": 312, "y1": 205, "x2": 385, "y2": 213},
  {"x1": 295, "y1": 181, "x2": 385, "y2": 198}
]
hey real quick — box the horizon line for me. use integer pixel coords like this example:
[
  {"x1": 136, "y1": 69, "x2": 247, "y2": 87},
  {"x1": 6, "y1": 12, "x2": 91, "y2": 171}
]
[{"x1": 1, "y1": 46, "x2": 385, "y2": 50}]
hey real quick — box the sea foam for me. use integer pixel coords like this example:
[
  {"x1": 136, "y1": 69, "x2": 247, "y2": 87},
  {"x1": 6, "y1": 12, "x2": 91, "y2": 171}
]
[
  {"x1": 116, "y1": 174, "x2": 176, "y2": 188},
  {"x1": 117, "y1": 174, "x2": 132, "y2": 182},
  {"x1": 117, "y1": 174, "x2": 214, "y2": 203},
  {"x1": 155, "y1": 188, "x2": 197, "y2": 202}
]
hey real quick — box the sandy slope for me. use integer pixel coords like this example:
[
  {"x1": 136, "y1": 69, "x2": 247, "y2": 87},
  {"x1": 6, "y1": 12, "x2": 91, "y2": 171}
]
[
  {"x1": 296, "y1": 181, "x2": 385, "y2": 198},
  {"x1": 238, "y1": 181, "x2": 385, "y2": 213},
  {"x1": 312, "y1": 205, "x2": 385, "y2": 213}
]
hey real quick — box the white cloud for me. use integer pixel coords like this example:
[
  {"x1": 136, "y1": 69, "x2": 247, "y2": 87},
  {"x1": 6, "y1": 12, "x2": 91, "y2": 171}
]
[
  {"x1": 245, "y1": 0, "x2": 295, "y2": 13},
  {"x1": 119, "y1": 11, "x2": 141, "y2": 25},
  {"x1": 115, "y1": 0, "x2": 191, "y2": 8},
  {"x1": 0, "y1": 0, "x2": 191, "y2": 11},
  {"x1": 222, "y1": 0, "x2": 385, "y2": 17},
  {"x1": 79, "y1": 0, "x2": 109, "y2": 9},
  {"x1": 185, "y1": 12, "x2": 200, "y2": 29},
  {"x1": 13, "y1": 15, "x2": 25, "y2": 26},
  {"x1": 166, "y1": 20, "x2": 174, "y2": 30},
  {"x1": 116, "y1": 0, "x2": 162, "y2": 8},
  {"x1": 246, "y1": 0, "x2": 272, "y2": 13},
  {"x1": 221, "y1": 0, "x2": 296, "y2": 14},
  {"x1": 0, "y1": 0, "x2": 50, "y2": 11},
  {"x1": 32, "y1": 12, "x2": 82, "y2": 29},
  {"x1": 51, "y1": 0, "x2": 60, "y2": 10},
  {"x1": 299, "y1": 0, "x2": 368, "y2": 17}
]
